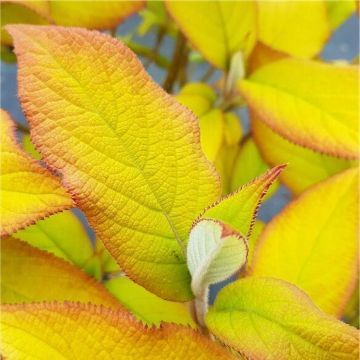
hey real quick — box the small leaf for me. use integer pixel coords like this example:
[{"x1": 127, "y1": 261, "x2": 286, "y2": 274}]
[
  {"x1": 13, "y1": 210, "x2": 97, "y2": 276},
  {"x1": 206, "y1": 277, "x2": 359, "y2": 360},
  {"x1": 187, "y1": 219, "x2": 247, "y2": 297},
  {"x1": 257, "y1": 1, "x2": 330, "y2": 58},
  {"x1": 251, "y1": 115, "x2": 355, "y2": 194},
  {"x1": 240, "y1": 59, "x2": 359, "y2": 159},
  {"x1": 21, "y1": 132, "x2": 41, "y2": 160},
  {"x1": 166, "y1": 0, "x2": 257, "y2": 69},
  {"x1": 1, "y1": 237, "x2": 120, "y2": 308},
  {"x1": 252, "y1": 168, "x2": 358, "y2": 316},
  {"x1": 0, "y1": 109, "x2": 73, "y2": 236},
  {"x1": 1, "y1": 302, "x2": 236, "y2": 360},
  {"x1": 223, "y1": 112, "x2": 243, "y2": 147},
  {"x1": 105, "y1": 277, "x2": 195, "y2": 327},
  {"x1": 201, "y1": 165, "x2": 285, "y2": 238},
  {"x1": 8, "y1": 25, "x2": 220, "y2": 301},
  {"x1": 246, "y1": 220, "x2": 265, "y2": 268}
]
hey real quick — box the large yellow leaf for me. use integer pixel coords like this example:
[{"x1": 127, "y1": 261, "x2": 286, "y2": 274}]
[
  {"x1": 13, "y1": 210, "x2": 97, "y2": 275},
  {"x1": 257, "y1": 1, "x2": 330, "y2": 58},
  {"x1": 0, "y1": 302, "x2": 235, "y2": 360},
  {"x1": 252, "y1": 168, "x2": 359, "y2": 317},
  {"x1": 201, "y1": 165, "x2": 285, "y2": 238},
  {"x1": 8, "y1": 25, "x2": 220, "y2": 301},
  {"x1": 240, "y1": 59, "x2": 359, "y2": 159},
  {"x1": 105, "y1": 277, "x2": 195, "y2": 327},
  {"x1": 206, "y1": 277, "x2": 359, "y2": 360},
  {"x1": 166, "y1": 1, "x2": 256, "y2": 69},
  {"x1": 49, "y1": 1, "x2": 145, "y2": 28},
  {"x1": 251, "y1": 116, "x2": 355, "y2": 194},
  {"x1": 0, "y1": 109, "x2": 73, "y2": 236},
  {"x1": 1, "y1": 236, "x2": 121, "y2": 308}
]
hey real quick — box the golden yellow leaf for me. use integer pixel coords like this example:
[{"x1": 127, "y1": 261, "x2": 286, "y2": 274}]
[
  {"x1": 240, "y1": 59, "x2": 359, "y2": 159},
  {"x1": 251, "y1": 115, "x2": 355, "y2": 194},
  {"x1": 1, "y1": 236, "x2": 121, "y2": 308},
  {"x1": 0, "y1": 302, "x2": 235, "y2": 359},
  {"x1": 0, "y1": 109, "x2": 73, "y2": 236},
  {"x1": 252, "y1": 168, "x2": 359, "y2": 316},
  {"x1": 49, "y1": 1, "x2": 145, "y2": 28},
  {"x1": 257, "y1": 1, "x2": 330, "y2": 58},
  {"x1": 8, "y1": 25, "x2": 220, "y2": 301},
  {"x1": 166, "y1": 0, "x2": 257, "y2": 69}
]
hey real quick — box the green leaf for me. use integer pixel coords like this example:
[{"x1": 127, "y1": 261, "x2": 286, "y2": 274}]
[
  {"x1": 206, "y1": 277, "x2": 359, "y2": 360},
  {"x1": 105, "y1": 277, "x2": 195, "y2": 327},
  {"x1": 13, "y1": 210, "x2": 100, "y2": 277}
]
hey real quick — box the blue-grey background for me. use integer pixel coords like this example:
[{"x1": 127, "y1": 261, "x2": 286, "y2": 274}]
[{"x1": 1, "y1": 12, "x2": 358, "y2": 298}]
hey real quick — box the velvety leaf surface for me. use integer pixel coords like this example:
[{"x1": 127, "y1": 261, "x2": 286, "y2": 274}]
[
  {"x1": 252, "y1": 168, "x2": 359, "y2": 316},
  {"x1": 257, "y1": 1, "x2": 330, "y2": 58},
  {"x1": 13, "y1": 210, "x2": 96, "y2": 273},
  {"x1": 8, "y1": 25, "x2": 220, "y2": 301},
  {"x1": 252, "y1": 116, "x2": 355, "y2": 194},
  {"x1": 201, "y1": 165, "x2": 285, "y2": 238},
  {"x1": 0, "y1": 109, "x2": 73, "y2": 236},
  {"x1": 240, "y1": 59, "x2": 359, "y2": 159},
  {"x1": 206, "y1": 277, "x2": 359, "y2": 360},
  {"x1": 105, "y1": 277, "x2": 195, "y2": 327},
  {"x1": 0, "y1": 302, "x2": 235, "y2": 360},
  {"x1": 166, "y1": 0, "x2": 257, "y2": 69},
  {"x1": 49, "y1": 1, "x2": 144, "y2": 28},
  {"x1": 187, "y1": 219, "x2": 247, "y2": 297},
  {"x1": 1, "y1": 237, "x2": 121, "y2": 308}
]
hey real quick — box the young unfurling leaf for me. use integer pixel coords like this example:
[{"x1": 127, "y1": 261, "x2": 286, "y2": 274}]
[{"x1": 187, "y1": 219, "x2": 247, "y2": 297}]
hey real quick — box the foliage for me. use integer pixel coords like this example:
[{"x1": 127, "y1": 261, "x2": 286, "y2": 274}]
[{"x1": 0, "y1": 1, "x2": 358, "y2": 359}]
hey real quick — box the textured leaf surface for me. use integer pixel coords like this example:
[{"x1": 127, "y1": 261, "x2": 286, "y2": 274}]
[
  {"x1": 252, "y1": 116, "x2": 355, "y2": 194},
  {"x1": 105, "y1": 277, "x2": 195, "y2": 326},
  {"x1": 201, "y1": 165, "x2": 285, "y2": 238},
  {"x1": 49, "y1": 1, "x2": 144, "y2": 28},
  {"x1": 166, "y1": 1, "x2": 256, "y2": 69},
  {"x1": 240, "y1": 59, "x2": 359, "y2": 159},
  {"x1": 0, "y1": 302, "x2": 235, "y2": 360},
  {"x1": 252, "y1": 168, "x2": 359, "y2": 316},
  {"x1": 206, "y1": 277, "x2": 359, "y2": 360},
  {"x1": 0, "y1": 109, "x2": 73, "y2": 236},
  {"x1": 1, "y1": 237, "x2": 120, "y2": 308},
  {"x1": 8, "y1": 25, "x2": 220, "y2": 301},
  {"x1": 257, "y1": 1, "x2": 330, "y2": 58},
  {"x1": 187, "y1": 219, "x2": 247, "y2": 297},
  {"x1": 13, "y1": 210, "x2": 95, "y2": 273}
]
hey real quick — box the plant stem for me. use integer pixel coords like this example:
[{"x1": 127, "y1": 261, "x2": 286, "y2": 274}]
[
  {"x1": 163, "y1": 32, "x2": 187, "y2": 93},
  {"x1": 144, "y1": 27, "x2": 165, "y2": 69},
  {"x1": 194, "y1": 288, "x2": 209, "y2": 330},
  {"x1": 201, "y1": 65, "x2": 216, "y2": 83}
]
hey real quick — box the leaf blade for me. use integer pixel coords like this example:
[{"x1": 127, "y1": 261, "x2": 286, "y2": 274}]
[
  {"x1": 206, "y1": 277, "x2": 359, "y2": 360},
  {"x1": 8, "y1": 25, "x2": 220, "y2": 301}
]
